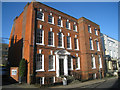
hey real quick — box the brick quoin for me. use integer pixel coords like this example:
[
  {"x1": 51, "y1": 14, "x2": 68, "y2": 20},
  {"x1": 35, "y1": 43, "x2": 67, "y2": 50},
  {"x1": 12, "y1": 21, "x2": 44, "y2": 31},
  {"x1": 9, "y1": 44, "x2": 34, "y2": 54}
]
[{"x1": 8, "y1": 2, "x2": 105, "y2": 84}]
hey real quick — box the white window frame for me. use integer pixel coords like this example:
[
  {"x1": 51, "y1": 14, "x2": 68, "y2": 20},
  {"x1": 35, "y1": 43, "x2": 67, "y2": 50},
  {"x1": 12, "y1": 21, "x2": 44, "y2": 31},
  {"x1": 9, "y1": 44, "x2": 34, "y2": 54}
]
[
  {"x1": 89, "y1": 38, "x2": 94, "y2": 50},
  {"x1": 73, "y1": 24, "x2": 77, "y2": 32},
  {"x1": 48, "y1": 55, "x2": 55, "y2": 71},
  {"x1": 36, "y1": 54, "x2": 44, "y2": 72},
  {"x1": 96, "y1": 41, "x2": 100, "y2": 51},
  {"x1": 92, "y1": 55, "x2": 96, "y2": 69},
  {"x1": 67, "y1": 36, "x2": 72, "y2": 50},
  {"x1": 68, "y1": 56, "x2": 73, "y2": 70},
  {"x1": 88, "y1": 25, "x2": 92, "y2": 33},
  {"x1": 98, "y1": 55, "x2": 102, "y2": 68},
  {"x1": 48, "y1": 14, "x2": 54, "y2": 24},
  {"x1": 36, "y1": 30, "x2": 44, "y2": 45},
  {"x1": 76, "y1": 57, "x2": 80, "y2": 70},
  {"x1": 57, "y1": 32, "x2": 64, "y2": 48},
  {"x1": 66, "y1": 20, "x2": 71, "y2": 30},
  {"x1": 37, "y1": 9, "x2": 44, "y2": 21},
  {"x1": 74, "y1": 38, "x2": 79, "y2": 50},
  {"x1": 95, "y1": 29, "x2": 98, "y2": 35},
  {"x1": 58, "y1": 17, "x2": 63, "y2": 27},
  {"x1": 48, "y1": 29, "x2": 55, "y2": 47}
]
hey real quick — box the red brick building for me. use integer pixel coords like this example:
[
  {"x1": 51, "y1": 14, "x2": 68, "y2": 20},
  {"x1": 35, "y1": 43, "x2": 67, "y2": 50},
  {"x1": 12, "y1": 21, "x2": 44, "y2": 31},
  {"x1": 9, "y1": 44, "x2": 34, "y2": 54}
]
[{"x1": 8, "y1": 2, "x2": 104, "y2": 84}]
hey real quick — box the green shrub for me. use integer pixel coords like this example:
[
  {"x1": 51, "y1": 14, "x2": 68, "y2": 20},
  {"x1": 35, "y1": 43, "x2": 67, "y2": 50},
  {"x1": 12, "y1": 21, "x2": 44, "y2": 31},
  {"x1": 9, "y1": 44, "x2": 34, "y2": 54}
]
[{"x1": 19, "y1": 58, "x2": 26, "y2": 77}]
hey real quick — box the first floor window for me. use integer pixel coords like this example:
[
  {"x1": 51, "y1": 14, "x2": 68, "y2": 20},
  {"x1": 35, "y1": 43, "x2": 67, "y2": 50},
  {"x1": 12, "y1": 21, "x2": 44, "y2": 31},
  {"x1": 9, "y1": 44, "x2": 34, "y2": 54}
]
[
  {"x1": 36, "y1": 29, "x2": 44, "y2": 44},
  {"x1": 73, "y1": 24, "x2": 77, "y2": 31},
  {"x1": 94, "y1": 29, "x2": 98, "y2": 35},
  {"x1": 48, "y1": 31, "x2": 53, "y2": 45},
  {"x1": 74, "y1": 38, "x2": 78, "y2": 49},
  {"x1": 36, "y1": 54, "x2": 44, "y2": 70},
  {"x1": 67, "y1": 36, "x2": 70, "y2": 48},
  {"x1": 91, "y1": 55, "x2": 96, "y2": 69},
  {"x1": 58, "y1": 32, "x2": 62, "y2": 47},
  {"x1": 98, "y1": 55, "x2": 102, "y2": 68},
  {"x1": 96, "y1": 41, "x2": 100, "y2": 51},
  {"x1": 89, "y1": 38, "x2": 93, "y2": 50}
]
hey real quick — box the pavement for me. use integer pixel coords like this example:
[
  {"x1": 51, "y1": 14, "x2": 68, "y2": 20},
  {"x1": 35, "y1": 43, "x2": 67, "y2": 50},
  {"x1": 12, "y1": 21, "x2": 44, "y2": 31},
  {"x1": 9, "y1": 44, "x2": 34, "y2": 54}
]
[
  {"x1": 49, "y1": 76, "x2": 118, "y2": 88},
  {"x1": 2, "y1": 76, "x2": 118, "y2": 89}
]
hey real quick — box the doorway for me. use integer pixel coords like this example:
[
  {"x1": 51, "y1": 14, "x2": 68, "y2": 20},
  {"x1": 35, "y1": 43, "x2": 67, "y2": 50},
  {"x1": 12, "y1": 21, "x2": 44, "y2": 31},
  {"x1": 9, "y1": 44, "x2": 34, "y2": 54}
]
[{"x1": 59, "y1": 59, "x2": 64, "y2": 76}]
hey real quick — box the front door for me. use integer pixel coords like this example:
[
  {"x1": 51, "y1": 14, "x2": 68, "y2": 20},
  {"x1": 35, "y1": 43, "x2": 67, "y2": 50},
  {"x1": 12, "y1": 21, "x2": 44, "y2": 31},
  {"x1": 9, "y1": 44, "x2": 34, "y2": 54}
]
[{"x1": 59, "y1": 59, "x2": 64, "y2": 76}]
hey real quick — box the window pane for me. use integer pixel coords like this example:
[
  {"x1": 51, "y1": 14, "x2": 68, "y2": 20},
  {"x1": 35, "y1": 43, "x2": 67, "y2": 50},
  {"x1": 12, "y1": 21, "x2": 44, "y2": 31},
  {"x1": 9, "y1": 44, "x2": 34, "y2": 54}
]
[
  {"x1": 49, "y1": 55, "x2": 53, "y2": 69},
  {"x1": 89, "y1": 39, "x2": 92, "y2": 50},
  {"x1": 58, "y1": 19, "x2": 61, "y2": 26},
  {"x1": 76, "y1": 57, "x2": 78, "y2": 68},
  {"x1": 58, "y1": 32, "x2": 62, "y2": 47},
  {"x1": 36, "y1": 54, "x2": 42, "y2": 70},
  {"x1": 68, "y1": 55, "x2": 71, "y2": 69},
  {"x1": 48, "y1": 15, "x2": 52, "y2": 23},
  {"x1": 73, "y1": 25, "x2": 76, "y2": 31},
  {"x1": 37, "y1": 11, "x2": 43, "y2": 20},
  {"x1": 88, "y1": 26, "x2": 91, "y2": 33},
  {"x1": 67, "y1": 36, "x2": 70, "y2": 48},
  {"x1": 36, "y1": 29, "x2": 43, "y2": 44},
  {"x1": 48, "y1": 32, "x2": 53, "y2": 45},
  {"x1": 74, "y1": 38, "x2": 77, "y2": 49},
  {"x1": 66, "y1": 21, "x2": 69, "y2": 28}
]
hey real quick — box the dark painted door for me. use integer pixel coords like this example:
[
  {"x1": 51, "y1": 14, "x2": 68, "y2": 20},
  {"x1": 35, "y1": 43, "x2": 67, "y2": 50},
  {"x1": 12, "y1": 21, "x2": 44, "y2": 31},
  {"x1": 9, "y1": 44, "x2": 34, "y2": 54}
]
[{"x1": 59, "y1": 59, "x2": 64, "y2": 76}]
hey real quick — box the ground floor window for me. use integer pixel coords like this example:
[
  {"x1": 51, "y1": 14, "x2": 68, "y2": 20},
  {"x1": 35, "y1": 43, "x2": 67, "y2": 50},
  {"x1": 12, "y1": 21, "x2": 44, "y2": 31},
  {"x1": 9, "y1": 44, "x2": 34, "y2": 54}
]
[{"x1": 36, "y1": 77, "x2": 44, "y2": 85}]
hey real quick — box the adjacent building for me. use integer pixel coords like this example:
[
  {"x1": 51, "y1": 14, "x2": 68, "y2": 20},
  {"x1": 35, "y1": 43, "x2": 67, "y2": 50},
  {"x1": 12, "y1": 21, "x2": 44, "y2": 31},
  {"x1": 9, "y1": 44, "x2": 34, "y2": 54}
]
[
  {"x1": 8, "y1": 2, "x2": 104, "y2": 84},
  {"x1": 101, "y1": 34, "x2": 119, "y2": 76},
  {"x1": 0, "y1": 43, "x2": 8, "y2": 66}
]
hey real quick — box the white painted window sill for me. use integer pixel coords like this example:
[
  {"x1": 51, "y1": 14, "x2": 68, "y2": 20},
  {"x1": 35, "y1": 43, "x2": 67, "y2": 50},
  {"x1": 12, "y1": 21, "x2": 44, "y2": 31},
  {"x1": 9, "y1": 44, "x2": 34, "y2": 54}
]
[
  {"x1": 66, "y1": 28, "x2": 71, "y2": 30},
  {"x1": 48, "y1": 69, "x2": 55, "y2": 71},
  {"x1": 36, "y1": 70, "x2": 45, "y2": 72},
  {"x1": 92, "y1": 67, "x2": 96, "y2": 69},
  {"x1": 67, "y1": 48, "x2": 72, "y2": 50},
  {"x1": 57, "y1": 46, "x2": 64, "y2": 49},
  {"x1": 75, "y1": 68, "x2": 80, "y2": 70},
  {"x1": 48, "y1": 22, "x2": 55, "y2": 25},
  {"x1": 36, "y1": 43, "x2": 45, "y2": 46},
  {"x1": 47, "y1": 45, "x2": 55, "y2": 47},
  {"x1": 74, "y1": 49, "x2": 79, "y2": 51},
  {"x1": 57, "y1": 25, "x2": 63, "y2": 28},
  {"x1": 37, "y1": 18, "x2": 44, "y2": 22}
]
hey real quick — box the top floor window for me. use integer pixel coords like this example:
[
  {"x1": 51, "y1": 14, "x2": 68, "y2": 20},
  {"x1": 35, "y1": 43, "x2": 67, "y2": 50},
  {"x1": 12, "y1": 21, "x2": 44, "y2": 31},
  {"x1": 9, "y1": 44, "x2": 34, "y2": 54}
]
[
  {"x1": 37, "y1": 9, "x2": 44, "y2": 21},
  {"x1": 48, "y1": 13, "x2": 54, "y2": 24},
  {"x1": 73, "y1": 22, "x2": 77, "y2": 32},
  {"x1": 88, "y1": 25, "x2": 92, "y2": 33},
  {"x1": 66, "y1": 20, "x2": 70, "y2": 30},
  {"x1": 94, "y1": 29, "x2": 98, "y2": 35}
]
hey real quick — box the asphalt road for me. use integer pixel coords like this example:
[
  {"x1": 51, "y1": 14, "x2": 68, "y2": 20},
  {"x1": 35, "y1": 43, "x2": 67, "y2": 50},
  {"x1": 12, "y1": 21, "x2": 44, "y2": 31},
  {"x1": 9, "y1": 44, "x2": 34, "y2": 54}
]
[{"x1": 79, "y1": 78, "x2": 120, "y2": 88}]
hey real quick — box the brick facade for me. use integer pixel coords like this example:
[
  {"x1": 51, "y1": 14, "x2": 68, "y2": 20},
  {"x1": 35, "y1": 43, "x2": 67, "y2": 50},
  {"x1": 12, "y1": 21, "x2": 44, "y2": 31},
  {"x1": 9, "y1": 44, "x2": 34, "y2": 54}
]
[{"x1": 8, "y1": 2, "x2": 104, "y2": 84}]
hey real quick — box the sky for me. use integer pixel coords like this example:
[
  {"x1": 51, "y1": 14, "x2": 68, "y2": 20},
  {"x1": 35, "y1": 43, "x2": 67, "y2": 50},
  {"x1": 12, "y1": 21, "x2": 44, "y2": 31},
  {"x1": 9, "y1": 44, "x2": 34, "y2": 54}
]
[{"x1": 2, "y1": 2, "x2": 118, "y2": 44}]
